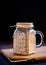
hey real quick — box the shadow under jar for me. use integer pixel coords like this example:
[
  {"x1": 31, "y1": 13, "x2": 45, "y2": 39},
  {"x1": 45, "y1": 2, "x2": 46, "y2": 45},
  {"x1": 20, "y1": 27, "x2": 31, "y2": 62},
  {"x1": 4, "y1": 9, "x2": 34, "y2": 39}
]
[{"x1": 13, "y1": 22, "x2": 44, "y2": 55}]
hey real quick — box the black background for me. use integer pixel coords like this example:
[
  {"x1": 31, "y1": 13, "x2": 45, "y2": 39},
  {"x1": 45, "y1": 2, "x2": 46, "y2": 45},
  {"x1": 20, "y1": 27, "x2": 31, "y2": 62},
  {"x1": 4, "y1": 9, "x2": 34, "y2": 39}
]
[{"x1": 0, "y1": 1, "x2": 46, "y2": 42}]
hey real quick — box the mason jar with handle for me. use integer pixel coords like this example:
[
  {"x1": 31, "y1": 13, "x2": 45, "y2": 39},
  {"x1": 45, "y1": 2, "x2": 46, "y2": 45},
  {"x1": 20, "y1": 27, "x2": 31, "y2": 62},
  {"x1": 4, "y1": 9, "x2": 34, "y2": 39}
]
[{"x1": 10, "y1": 22, "x2": 44, "y2": 55}]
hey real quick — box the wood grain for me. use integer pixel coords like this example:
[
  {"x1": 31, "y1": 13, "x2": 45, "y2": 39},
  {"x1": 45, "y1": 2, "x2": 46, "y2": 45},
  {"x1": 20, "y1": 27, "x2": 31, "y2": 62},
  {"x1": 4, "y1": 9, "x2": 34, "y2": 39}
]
[{"x1": 1, "y1": 46, "x2": 46, "y2": 61}]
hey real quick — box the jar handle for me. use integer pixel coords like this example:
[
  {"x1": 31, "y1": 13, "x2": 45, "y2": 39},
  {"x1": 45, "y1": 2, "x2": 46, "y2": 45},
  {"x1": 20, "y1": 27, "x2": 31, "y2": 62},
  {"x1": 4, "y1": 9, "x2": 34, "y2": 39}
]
[{"x1": 36, "y1": 30, "x2": 44, "y2": 47}]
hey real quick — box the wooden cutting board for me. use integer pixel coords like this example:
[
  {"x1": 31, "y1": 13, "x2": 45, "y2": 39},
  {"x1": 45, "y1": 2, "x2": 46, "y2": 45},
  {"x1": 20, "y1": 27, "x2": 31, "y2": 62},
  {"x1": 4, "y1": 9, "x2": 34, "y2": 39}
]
[{"x1": 1, "y1": 46, "x2": 46, "y2": 61}]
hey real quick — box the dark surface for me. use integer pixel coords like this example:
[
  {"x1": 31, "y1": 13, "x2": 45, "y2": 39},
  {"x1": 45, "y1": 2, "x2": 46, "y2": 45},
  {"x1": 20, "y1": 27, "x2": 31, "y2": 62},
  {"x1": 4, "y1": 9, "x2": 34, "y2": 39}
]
[
  {"x1": 0, "y1": 54, "x2": 46, "y2": 65},
  {"x1": 0, "y1": 42, "x2": 46, "y2": 65}
]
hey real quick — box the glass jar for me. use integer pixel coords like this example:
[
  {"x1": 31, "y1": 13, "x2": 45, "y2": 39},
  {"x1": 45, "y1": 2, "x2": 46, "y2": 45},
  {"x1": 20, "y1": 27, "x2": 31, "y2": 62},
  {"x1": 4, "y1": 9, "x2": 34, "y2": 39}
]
[{"x1": 13, "y1": 22, "x2": 44, "y2": 55}]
